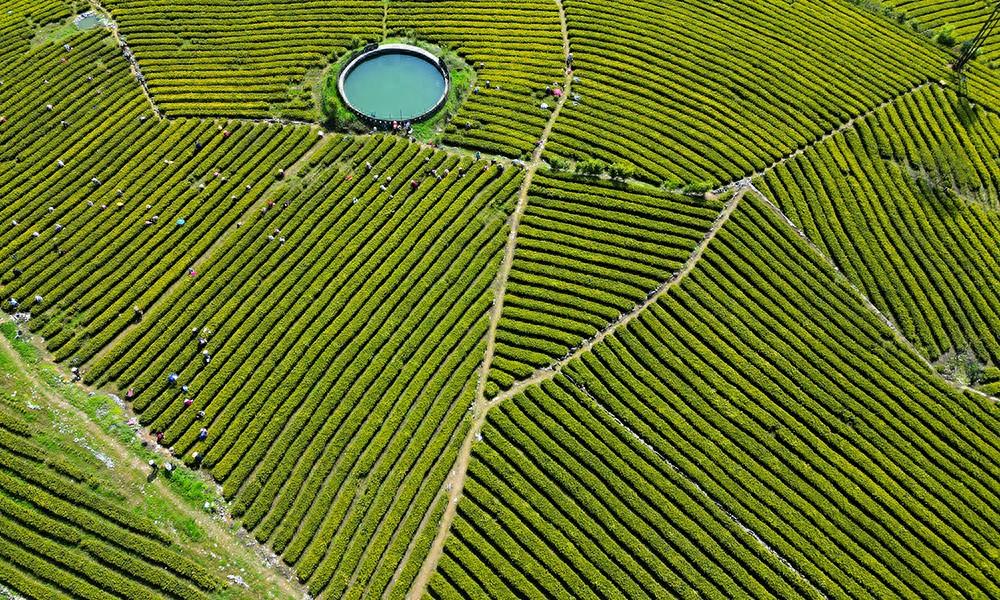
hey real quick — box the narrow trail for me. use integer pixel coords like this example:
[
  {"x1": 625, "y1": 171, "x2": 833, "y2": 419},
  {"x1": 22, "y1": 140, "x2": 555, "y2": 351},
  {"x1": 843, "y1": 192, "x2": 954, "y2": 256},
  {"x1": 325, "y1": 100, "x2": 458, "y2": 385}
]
[
  {"x1": 563, "y1": 372, "x2": 828, "y2": 600},
  {"x1": 545, "y1": 80, "x2": 943, "y2": 199},
  {"x1": 0, "y1": 334, "x2": 307, "y2": 599},
  {"x1": 747, "y1": 183, "x2": 999, "y2": 404},
  {"x1": 492, "y1": 188, "x2": 744, "y2": 406},
  {"x1": 236, "y1": 174, "x2": 521, "y2": 578},
  {"x1": 89, "y1": 0, "x2": 162, "y2": 120},
  {"x1": 406, "y1": 0, "x2": 573, "y2": 595},
  {"x1": 82, "y1": 132, "x2": 331, "y2": 372},
  {"x1": 407, "y1": 168, "x2": 995, "y2": 596},
  {"x1": 90, "y1": 1, "x2": 520, "y2": 167},
  {"x1": 381, "y1": 0, "x2": 389, "y2": 40},
  {"x1": 61, "y1": 5, "x2": 997, "y2": 596},
  {"x1": 711, "y1": 80, "x2": 939, "y2": 196}
]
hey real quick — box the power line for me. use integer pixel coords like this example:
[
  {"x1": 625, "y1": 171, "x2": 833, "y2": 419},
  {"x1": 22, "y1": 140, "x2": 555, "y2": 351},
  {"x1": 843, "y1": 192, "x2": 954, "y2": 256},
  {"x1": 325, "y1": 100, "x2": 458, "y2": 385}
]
[{"x1": 954, "y1": 4, "x2": 1000, "y2": 72}]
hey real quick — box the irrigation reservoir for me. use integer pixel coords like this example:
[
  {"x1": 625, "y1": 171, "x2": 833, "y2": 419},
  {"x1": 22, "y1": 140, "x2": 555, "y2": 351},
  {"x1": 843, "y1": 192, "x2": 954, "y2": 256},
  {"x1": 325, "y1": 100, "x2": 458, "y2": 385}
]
[{"x1": 339, "y1": 44, "x2": 449, "y2": 123}]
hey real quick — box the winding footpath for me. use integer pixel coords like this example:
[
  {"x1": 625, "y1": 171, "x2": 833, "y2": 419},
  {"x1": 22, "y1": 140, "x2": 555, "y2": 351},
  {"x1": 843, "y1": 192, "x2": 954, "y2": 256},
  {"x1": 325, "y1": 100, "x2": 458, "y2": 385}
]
[
  {"x1": 406, "y1": 0, "x2": 574, "y2": 594},
  {"x1": 491, "y1": 188, "x2": 744, "y2": 406},
  {"x1": 65, "y1": 5, "x2": 997, "y2": 597},
  {"x1": 89, "y1": 0, "x2": 162, "y2": 120},
  {"x1": 711, "y1": 79, "x2": 939, "y2": 196},
  {"x1": 404, "y1": 21, "x2": 955, "y2": 600}
]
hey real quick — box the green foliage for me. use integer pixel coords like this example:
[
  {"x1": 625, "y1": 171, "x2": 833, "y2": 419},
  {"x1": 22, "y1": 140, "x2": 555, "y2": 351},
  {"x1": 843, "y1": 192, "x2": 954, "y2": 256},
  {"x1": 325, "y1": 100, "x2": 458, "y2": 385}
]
[
  {"x1": 933, "y1": 23, "x2": 957, "y2": 47},
  {"x1": 682, "y1": 180, "x2": 713, "y2": 194},
  {"x1": 959, "y1": 39, "x2": 979, "y2": 59},
  {"x1": 74, "y1": 134, "x2": 523, "y2": 597},
  {"x1": 0, "y1": 0, "x2": 74, "y2": 64},
  {"x1": 606, "y1": 161, "x2": 636, "y2": 181},
  {"x1": 980, "y1": 366, "x2": 1000, "y2": 395},
  {"x1": 0, "y1": 410, "x2": 220, "y2": 599},
  {"x1": 390, "y1": 1, "x2": 564, "y2": 157},
  {"x1": 166, "y1": 467, "x2": 215, "y2": 506},
  {"x1": 574, "y1": 158, "x2": 607, "y2": 176},
  {"x1": 545, "y1": 0, "x2": 947, "y2": 185},
  {"x1": 488, "y1": 173, "x2": 722, "y2": 393},
  {"x1": 178, "y1": 516, "x2": 205, "y2": 542},
  {"x1": 2, "y1": 4, "x2": 1000, "y2": 600},
  {"x1": 547, "y1": 156, "x2": 571, "y2": 172},
  {"x1": 101, "y1": 0, "x2": 565, "y2": 152},
  {"x1": 757, "y1": 85, "x2": 1000, "y2": 365},
  {"x1": 320, "y1": 66, "x2": 361, "y2": 130},
  {"x1": 875, "y1": 0, "x2": 1000, "y2": 63},
  {"x1": 935, "y1": 348, "x2": 985, "y2": 386},
  {"x1": 445, "y1": 193, "x2": 1000, "y2": 598},
  {"x1": 0, "y1": 35, "x2": 319, "y2": 369},
  {"x1": 101, "y1": 0, "x2": 384, "y2": 120}
]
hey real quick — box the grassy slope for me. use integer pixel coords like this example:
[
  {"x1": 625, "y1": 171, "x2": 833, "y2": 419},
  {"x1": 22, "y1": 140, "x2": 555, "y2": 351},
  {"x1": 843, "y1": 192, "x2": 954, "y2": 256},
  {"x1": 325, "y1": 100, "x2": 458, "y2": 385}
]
[{"x1": 0, "y1": 323, "x2": 301, "y2": 599}]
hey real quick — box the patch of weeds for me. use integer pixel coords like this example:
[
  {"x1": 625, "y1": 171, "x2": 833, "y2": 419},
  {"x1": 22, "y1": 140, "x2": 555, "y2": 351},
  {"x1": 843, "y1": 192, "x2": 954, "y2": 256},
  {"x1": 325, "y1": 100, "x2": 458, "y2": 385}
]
[
  {"x1": 177, "y1": 516, "x2": 206, "y2": 542},
  {"x1": 934, "y1": 347, "x2": 985, "y2": 386},
  {"x1": 166, "y1": 466, "x2": 216, "y2": 506}
]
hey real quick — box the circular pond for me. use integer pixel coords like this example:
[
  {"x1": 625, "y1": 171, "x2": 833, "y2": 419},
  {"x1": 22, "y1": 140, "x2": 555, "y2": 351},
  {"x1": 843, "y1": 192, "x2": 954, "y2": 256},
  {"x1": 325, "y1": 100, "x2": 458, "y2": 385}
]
[{"x1": 338, "y1": 44, "x2": 449, "y2": 123}]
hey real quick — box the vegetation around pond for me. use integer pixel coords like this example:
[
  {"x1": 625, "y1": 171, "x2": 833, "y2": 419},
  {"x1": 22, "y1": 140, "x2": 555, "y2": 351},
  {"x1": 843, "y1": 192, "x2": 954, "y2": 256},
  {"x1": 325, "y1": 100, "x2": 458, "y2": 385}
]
[{"x1": 320, "y1": 37, "x2": 475, "y2": 144}]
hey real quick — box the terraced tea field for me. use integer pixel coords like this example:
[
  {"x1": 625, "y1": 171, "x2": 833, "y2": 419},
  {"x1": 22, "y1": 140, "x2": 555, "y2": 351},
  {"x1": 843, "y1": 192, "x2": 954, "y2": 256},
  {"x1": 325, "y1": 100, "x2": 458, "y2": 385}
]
[
  {"x1": 0, "y1": 0, "x2": 998, "y2": 598},
  {"x1": 0, "y1": 322, "x2": 302, "y2": 599},
  {"x1": 884, "y1": 0, "x2": 999, "y2": 61}
]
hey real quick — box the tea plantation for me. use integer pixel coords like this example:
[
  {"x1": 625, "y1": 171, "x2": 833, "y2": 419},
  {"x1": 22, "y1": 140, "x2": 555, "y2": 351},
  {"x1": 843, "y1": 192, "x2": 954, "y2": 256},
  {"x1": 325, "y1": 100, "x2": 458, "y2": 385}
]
[{"x1": 0, "y1": 0, "x2": 998, "y2": 598}]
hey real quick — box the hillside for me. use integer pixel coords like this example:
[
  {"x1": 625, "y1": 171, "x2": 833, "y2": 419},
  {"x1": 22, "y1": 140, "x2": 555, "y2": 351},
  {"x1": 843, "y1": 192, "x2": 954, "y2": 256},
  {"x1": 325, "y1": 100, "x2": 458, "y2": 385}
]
[
  {"x1": 0, "y1": 0, "x2": 998, "y2": 598},
  {"x1": 0, "y1": 325, "x2": 301, "y2": 599},
  {"x1": 434, "y1": 191, "x2": 1000, "y2": 599}
]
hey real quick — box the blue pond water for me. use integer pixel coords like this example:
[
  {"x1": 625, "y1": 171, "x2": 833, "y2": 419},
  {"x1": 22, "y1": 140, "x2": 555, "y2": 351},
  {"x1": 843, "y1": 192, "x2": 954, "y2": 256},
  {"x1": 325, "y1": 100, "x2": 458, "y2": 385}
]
[
  {"x1": 74, "y1": 14, "x2": 105, "y2": 30},
  {"x1": 342, "y1": 52, "x2": 446, "y2": 121}
]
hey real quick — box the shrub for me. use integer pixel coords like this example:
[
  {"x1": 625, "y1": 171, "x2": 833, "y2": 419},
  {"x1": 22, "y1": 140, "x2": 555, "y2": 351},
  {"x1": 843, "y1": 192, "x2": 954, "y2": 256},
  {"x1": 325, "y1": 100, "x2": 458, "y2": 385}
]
[
  {"x1": 933, "y1": 24, "x2": 957, "y2": 47},
  {"x1": 575, "y1": 158, "x2": 607, "y2": 176},
  {"x1": 548, "y1": 156, "x2": 571, "y2": 172}
]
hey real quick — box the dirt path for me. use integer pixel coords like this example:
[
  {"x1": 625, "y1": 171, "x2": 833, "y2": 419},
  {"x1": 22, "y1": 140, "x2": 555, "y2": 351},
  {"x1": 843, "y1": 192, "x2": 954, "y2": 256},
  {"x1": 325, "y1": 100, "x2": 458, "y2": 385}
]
[
  {"x1": 407, "y1": 183, "x2": 741, "y2": 599},
  {"x1": 492, "y1": 188, "x2": 744, "y2": 405},
  {"x1": 66, "y1": 6, "x2": 991, "y2": 597},
  {"x1": 409, "y1": 187, "x2": 741, "y2": 586},
  {"x1": 381, "y1": 0, "x2": 389, "y2": 40},
  {"x1": 405, "y1": 0, "x2": 574, "y2": 595},
  {"x1": 747, "y1": 184, "x2": 1000, "y2": 404},
  {"x1": 89, "y1": 0, "x2": 162, "y2": 120},
  {"x1": 1, "y1": 335, "x2": 132, "y2": 468},
  {"x1": 0, "y1": 334, "x2": 307, "y2": 599},
  {"x1": 233, "y1": 170, "x2": 527, "y2": 587},
  {"x1": 406, "y1": 170, "x2": 994, "y2": 594},
  {"x1": 82, "y1": 132, "x2": 331, "y2": 373},
  {"x1": 711, "y1": 80, "x2": 938, "y2": 196},
  {"x1": 523, "y1": 80, "x2": 943, "y2": 200}
]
